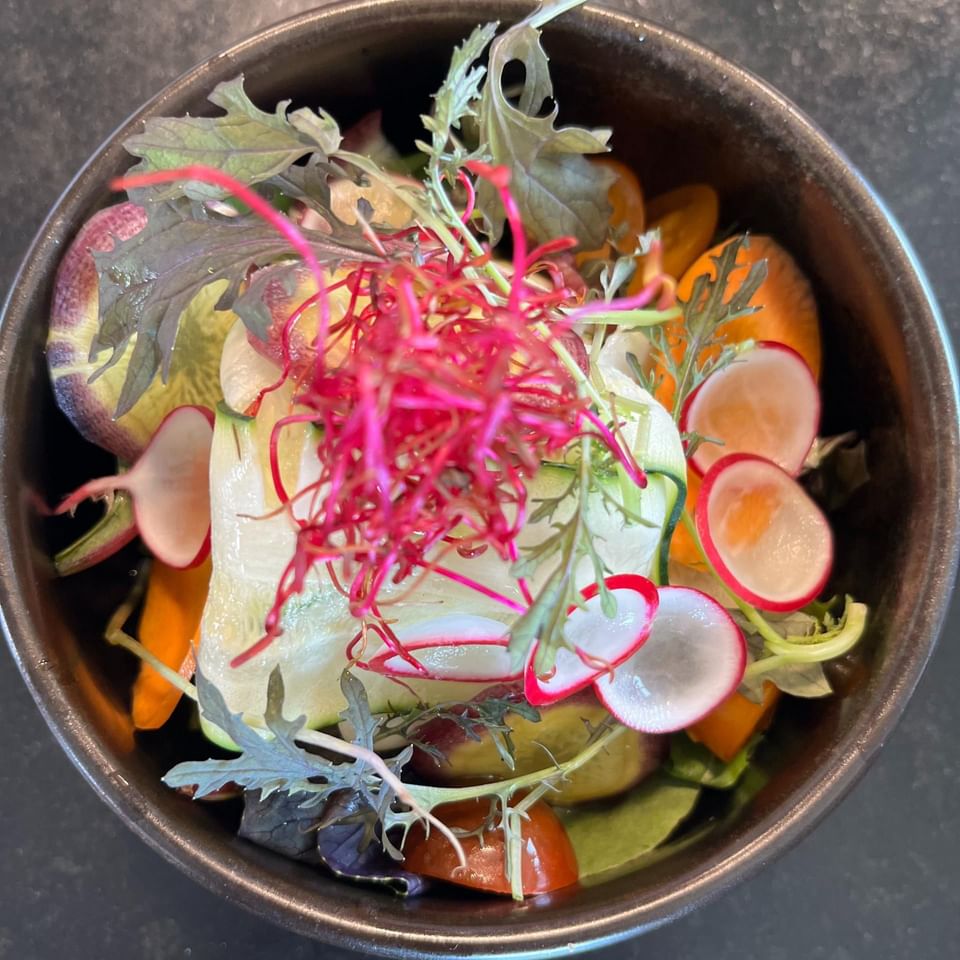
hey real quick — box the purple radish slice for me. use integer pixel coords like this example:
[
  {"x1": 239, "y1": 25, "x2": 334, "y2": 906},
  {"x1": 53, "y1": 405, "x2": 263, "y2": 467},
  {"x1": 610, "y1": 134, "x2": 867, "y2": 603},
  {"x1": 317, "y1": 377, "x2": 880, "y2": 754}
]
[
  {"x1": 594, "y1": 586, "x2": 746, "y2": 733},
  {"x1": 367, "y1": 615, "x2": 518, "y2": 682},
  {"x1": 696, "y1": 452, "x2": 833, "y2": 612},
  {"x1": 524, "y1": 574, "x2": 660, "y2": 708},
  {"x1": 47, "y1": 202, "x2": 148, "y2": 461},
  {"x1": 339, "y1": 110, "x2": 406, "y2": 169},
  {"x1": 53, "y1": 488, "x2": 137, "y2": 576},
  {"x1": 681, "y1": 341, "x2": 819, "y2": 477},
  {"x1": 48, "y1": 202, "x2": 234, "y2": 461},
  {"x1": 55, "y1": 405, "x2": 214, "y2": 569}
]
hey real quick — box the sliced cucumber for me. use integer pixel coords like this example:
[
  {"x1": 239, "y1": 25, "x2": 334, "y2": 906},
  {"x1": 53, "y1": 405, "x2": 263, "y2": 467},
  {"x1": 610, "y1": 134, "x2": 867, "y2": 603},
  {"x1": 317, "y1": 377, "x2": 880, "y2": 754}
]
[
  {"x1": 199, "y1": 406, "x2": 488, "y2": 745},
  {"x1": 593, "y1": 363, "x2": 688, "y2": 585},
  {"x1": 199, "y1": 387, "x2": 684, "y2": 745}
]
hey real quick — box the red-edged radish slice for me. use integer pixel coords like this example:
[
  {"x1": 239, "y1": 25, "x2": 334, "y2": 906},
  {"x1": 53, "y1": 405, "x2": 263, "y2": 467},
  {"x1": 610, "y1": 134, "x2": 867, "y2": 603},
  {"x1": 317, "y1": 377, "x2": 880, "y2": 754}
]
[
  {"x1": 681, "y1": 342, "x2": 819, "y2": 477},
  {"x1": 47, "y1": 202, "x2": 149, "y2": 462},
  {"x1": 594, "y1": 586, "x2": 746, "y2": 733},
  {"x1": 524, "y1": 574, "x2": 659, "y2": 707},
  {"x1": 367, "y1": 615, "x2": 518, "y2": 682},
  {"x1": 55, "y1": 405, "x2": 214, "y2": 569},
  {"x1": 697, "y1": 453, "x2": 833, "y2": 611},
  {"x1": 220, "y1": 319, "x2": 283, "y2": 415},
  {"x1": 53, "y1": 489, "x2": 138, "y2": 576}
]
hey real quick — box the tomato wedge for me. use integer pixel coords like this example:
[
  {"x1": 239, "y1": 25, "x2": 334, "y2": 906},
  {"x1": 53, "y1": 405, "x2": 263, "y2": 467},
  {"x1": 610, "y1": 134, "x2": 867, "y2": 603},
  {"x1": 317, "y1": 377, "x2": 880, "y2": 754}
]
[{"x1": 403, "y1": 799, "x2": 578, "y2": 896}]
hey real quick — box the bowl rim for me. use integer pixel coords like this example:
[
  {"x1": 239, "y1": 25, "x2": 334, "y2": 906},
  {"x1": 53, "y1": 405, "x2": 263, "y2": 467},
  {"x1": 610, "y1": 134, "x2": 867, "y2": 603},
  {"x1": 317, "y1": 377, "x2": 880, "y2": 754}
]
[{"x1": 2, "y1": 1, "x2": 958, "y2": 956}]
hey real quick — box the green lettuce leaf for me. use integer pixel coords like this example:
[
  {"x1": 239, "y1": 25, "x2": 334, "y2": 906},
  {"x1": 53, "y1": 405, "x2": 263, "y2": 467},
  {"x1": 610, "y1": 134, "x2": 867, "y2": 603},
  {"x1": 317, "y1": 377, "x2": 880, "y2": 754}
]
[
  {"x1": 124, "y1": 76, "x2": 341, "y2": 201},
  {"x1": 559, "y1": 774, "x2": 700, "y2": 881},
  {"x1": 474, "y1": 14, "x2": 614, "y2": 247},
  {"x1": 665, "y1": 733, "x2": 759, "y2": 789},
  {"x1": 740, "y1": 651, "x2": 834, "y2": 702},
  {"x1": 735, "y1": 610, "x2": 842, "y2": 703},
  {"x1": 91, "y1": 201, "x2": 375, "y2": 415}
]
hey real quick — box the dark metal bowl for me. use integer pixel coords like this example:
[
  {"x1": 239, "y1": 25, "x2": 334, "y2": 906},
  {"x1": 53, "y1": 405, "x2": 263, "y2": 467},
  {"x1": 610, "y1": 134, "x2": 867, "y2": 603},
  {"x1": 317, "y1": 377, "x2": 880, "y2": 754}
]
[{"x1": 2, "y1": 1, "x2": 958, "y2": 956}]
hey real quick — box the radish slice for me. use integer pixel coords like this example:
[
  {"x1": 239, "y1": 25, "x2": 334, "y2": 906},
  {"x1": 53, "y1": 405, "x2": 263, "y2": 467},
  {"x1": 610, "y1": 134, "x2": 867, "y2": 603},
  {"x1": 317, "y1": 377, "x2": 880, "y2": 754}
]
[
  {"x1": 367, "y1": 614, "x2": 518, "y2": 682},
  {"x1": 681, "y1": 342, "x2": 819, "y2": 477},
  {"x1": 594, "y1": 586, "x2": 746, "y2": 733},
  {"x1": 53, "y1": 489, "x2": 138, "y2": 576},
  {"x1": 524, "y1": 574, "x2": 659, "y2": 707},
  {"x1": 55, "y1": 405, "x2": 214, "y2": 569},
  {"x1": 697, "y1": 453, "x2": 833, "y2": 611},
  {"x1": 219, "y1": 319, "x2": 283, "y2": 414}
]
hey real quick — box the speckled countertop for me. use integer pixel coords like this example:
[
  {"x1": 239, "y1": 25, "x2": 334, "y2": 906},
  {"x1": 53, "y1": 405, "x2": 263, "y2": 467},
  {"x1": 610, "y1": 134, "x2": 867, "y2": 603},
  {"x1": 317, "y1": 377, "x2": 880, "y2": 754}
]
[{"x1": 1, "y1": 1, "x2": 958, "y2": 957}]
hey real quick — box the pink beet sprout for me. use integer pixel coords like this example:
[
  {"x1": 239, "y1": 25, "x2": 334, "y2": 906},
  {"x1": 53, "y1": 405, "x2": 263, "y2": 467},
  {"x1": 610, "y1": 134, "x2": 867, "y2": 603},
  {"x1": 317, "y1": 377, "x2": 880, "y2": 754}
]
[{"x1": 112, "y1": 163, "x2": 665, "y2": 667}]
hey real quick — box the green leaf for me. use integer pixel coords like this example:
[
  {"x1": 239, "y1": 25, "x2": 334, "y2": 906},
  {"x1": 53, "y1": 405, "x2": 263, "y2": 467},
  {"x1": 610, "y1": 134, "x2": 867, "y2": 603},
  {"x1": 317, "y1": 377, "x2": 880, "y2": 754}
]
[
  {"x1": 232, "y1": 261, "x2": 305, "y2": 343},
  {"x1": 740, "y1": 649, "x2": 833, "y2": 702},
  {"x1": 339, "y1": 671, "x2": 381, "y2": 753},
  {"x1": 91, "y1": 201, "x2": 375, "y2": 415},
  {"x1": 288, "y1": 106, "x2": 341, "y2": 156},
  {"x1": 651, "y1": 234, "x2": 768, "y2": 420},
  {"x1": 165, "y1": 662, "x2": 631, "y2": 900},
  {"x1": 422, "y1": 21, "x2": 499, "y2": 171},
  {"x1": 508, "y1": 564, "x2": 569, "y2": 669},
  {"x1": 474, "y1": 19, "x2": 614, "y2": 247},
  {"x1": 560, "y1": 774, "x2": 700, "y2": 881},
  {"x1": 737, "y1": 596, "x2": 866, "y2": 703},
  {"x1": 265, "y1": 155, "x2": 369, "y2": 242},
  {"x1": 665, "y1": 733, "x2": 759, "y2": 789},
  {"x1": 803, "y1": 436, "x2": 870, "y2": 511},
  {"x1": 735, "y1": 601, "x2": 870, "y2": 702},
  {"x1": 599, "y1": 254, "x2": 637, "y2": 300},
  {"x1": 124, "y1": 76, "x2": 341, "y2": 201},
  {"x1": 766, "y1": 661, "x2": 833, "y2": 698},
  {"x1": 393, "y1": 692, "x2": 541, "y2": 773},
  {"x1": 163, "y1": 665, "x2": 334, "y2": 799}
]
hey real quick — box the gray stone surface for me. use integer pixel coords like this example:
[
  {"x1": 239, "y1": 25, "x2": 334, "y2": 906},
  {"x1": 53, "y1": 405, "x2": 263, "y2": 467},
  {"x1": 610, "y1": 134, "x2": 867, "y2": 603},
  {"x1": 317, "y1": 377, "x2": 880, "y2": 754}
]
[{"x1": 1, "y1": 0, "x2": 958, "y2": 957}]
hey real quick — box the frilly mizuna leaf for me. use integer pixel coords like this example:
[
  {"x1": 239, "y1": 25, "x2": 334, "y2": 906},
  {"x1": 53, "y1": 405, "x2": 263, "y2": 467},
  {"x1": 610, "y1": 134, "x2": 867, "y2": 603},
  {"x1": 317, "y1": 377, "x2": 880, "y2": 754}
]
[
  {"x1": 124, "y1": 76, "x2": 342, "y2": 201},
  {"x1": 475, "y1": 18, "x2": 614, "y2": 247},
  {"x1": 163, "y1": 665, "x2": 334, "y2": 799},
  {"x1": 91, "y1": 201, "x2": 375, "y2": 415}
]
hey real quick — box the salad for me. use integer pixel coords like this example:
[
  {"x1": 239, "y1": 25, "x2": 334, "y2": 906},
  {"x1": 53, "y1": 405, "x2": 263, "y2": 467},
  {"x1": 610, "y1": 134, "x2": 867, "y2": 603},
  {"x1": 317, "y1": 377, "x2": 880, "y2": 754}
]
[{"x1": 46, "y1": 0, "x2": 869, "y2": 901}]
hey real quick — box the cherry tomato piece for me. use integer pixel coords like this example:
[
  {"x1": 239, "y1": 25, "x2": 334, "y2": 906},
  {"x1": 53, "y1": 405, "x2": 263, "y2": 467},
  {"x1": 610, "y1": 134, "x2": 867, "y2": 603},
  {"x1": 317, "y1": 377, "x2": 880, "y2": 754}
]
[{"x1": 402, "y1": 798, "x2": 579, "y2": 896}]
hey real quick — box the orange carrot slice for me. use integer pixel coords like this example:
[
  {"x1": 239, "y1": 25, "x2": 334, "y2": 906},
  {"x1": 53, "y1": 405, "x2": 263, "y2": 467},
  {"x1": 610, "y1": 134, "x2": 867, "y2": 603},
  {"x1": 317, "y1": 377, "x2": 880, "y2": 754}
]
[
  {"x1": 656, "y1": 235, "x2": 821, "y2": 535},
  {"x1": 602, "y1": 158, "x2": 646, "y2": 254},
  {"x1": 636, "y1": 184, "x2": 719, "y2": 285},
  {"x1": 677, "y1": 235, "x2": 821, "y2": 379},
  {"x1": 687, "y1": 681, "x2": 781, "y2": 762},
  {"x1": 669, "y1": 466, "x2": 704, "y2": 567},
  {"x1": 576, "y1": 157, "x2": 646, "y2": 264},
  {"x1": 131, "y1": 557, "x2": 211, "y2": 730}
]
